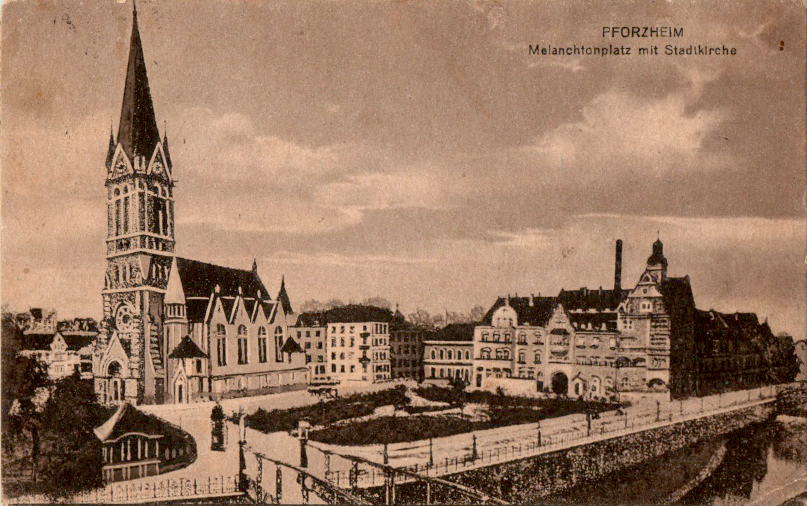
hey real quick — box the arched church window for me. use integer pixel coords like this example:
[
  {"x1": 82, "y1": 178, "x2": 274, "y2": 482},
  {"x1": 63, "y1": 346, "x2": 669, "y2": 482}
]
[
  {"x1": 237, "y1": 325, "x2": 249, "y2": 365},
  {"x1": 275, "y1": 326, "x2": 284, "y2": 363},
  {"x1": 258, "y1": 326, "x2": 268, "y2": 363},
  {"x1": 216, "y1": 324, "x2": 227, "y2": 366}
]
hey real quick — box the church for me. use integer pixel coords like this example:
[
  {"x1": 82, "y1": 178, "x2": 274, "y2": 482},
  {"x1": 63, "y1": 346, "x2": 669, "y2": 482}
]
[{"x1": 93, "y1": 4, "x2": 307, "y2": 405}]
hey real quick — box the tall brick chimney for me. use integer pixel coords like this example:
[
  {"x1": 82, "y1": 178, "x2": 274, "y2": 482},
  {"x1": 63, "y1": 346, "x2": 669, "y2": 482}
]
[{"x1": 614, "y1": 239, "x2": 623, "y2": 291}]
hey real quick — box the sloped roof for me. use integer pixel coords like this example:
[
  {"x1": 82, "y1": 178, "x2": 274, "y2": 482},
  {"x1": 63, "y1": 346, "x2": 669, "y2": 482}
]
[
  {"x1": 21, "y1": 333, "x2": 54, "y2": 351},
  {"x1": 280, "y1": 337, "x2": 304, "y2": 354},
  {"x1": 94, "y1": 403, "x2": 166, "y2": 443},
  {"x1": 62, "y1": 334, "x2": 95, "y2": 351},
  {"x1": 481, "y1": 296, "x2": 558, "y2": 327},
  {"x1": 557, "y1": 288, "x2": 629, "y2": 312},
  {"x1": 296, "y1": 312, "x2": 327, "y2": 327},
  {"x1": 116, "y1": 4, "x2": 161, "y2": 160},
  {"x1": 427, "y1": 323, "x2": 475, "y2": 342},
  {"x1": 277, "y1": 277, "x2": 293, "y2": 315},
  {"x1": 323, "y1": 305, "x2": 394, "y2": 323},
  {"x1": 175, "y1": 257, "x2": 269, "y2": 299},
  {"x1": 168, "y1": 336, "x2": 208, "y2": 359},
  {"x1": 186, "y1": 299, "x2": 210, "y2": 323}
]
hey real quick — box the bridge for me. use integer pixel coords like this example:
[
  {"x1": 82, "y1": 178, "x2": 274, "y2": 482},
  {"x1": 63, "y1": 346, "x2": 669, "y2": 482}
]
[{"x1": 11, "y1": 384, "x2": 784, "y2": 504}]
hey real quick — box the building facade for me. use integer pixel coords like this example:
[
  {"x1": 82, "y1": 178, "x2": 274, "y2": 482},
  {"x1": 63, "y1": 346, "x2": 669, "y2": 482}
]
[
  {"x1": 93, "y1": 6, "x2": 306, "y2": 405},
  {"x1": 389, "y1": 309, "x2": 425, "y2": 380},
  {"x1": 293, "y1": 312, "x2": 329, "y2": 382},
  {"x1": 423, "y1": 323, "x2": 474, "y2": 384},
  {"x1": 472, "y1": 239, "x2": 797, "y2": 400}
]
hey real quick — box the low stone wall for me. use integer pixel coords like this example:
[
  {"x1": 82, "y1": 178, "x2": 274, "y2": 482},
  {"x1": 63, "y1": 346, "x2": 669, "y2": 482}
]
[{"x1": 443, "y1": 402, "x2": 774, "y2": 502}]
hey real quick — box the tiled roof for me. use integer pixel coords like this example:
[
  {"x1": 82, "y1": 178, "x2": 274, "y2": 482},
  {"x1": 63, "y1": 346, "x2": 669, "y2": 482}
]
[
  {"x1": 323, "y1": 305, "x2": 394, "y2": 324},
  {"x1": 426, "y1": 323, "x2": 475, "y2": 342},
  {"x1": 63, "y1": 334, "x2": 95, "y2": 351},
  {"x1": 557, "y1": 288, "x2": 629, "y2": 312},
  {"x1": 174, "y1": 257, "x2": 269, "y2": 300},
  {"x1": 168, "y1": 336, "x2": 208, "y2": 359},
  {"x1": 296, "y1": 312, "x2": 327, "y2": 327},
  {"x1": 481, "y1": 296, "x2": 558, "y2": 327},
  {"x1": 186, "y1": 299, "x2": 210, "y2": 323},
  {"x1": 21, "y1": 333, "x2": 54, "y2": 351}
]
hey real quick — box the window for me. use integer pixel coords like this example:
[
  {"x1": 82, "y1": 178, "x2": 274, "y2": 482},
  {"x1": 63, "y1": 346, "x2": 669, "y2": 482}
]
[
  {"x1": 465, "y1": 350, "x2": 470, "y2": 360},
  {"x1": 237, "y1": 325, "x2": 249, "y2": 364},
  {"x1": 258, "y1": 327, "x2": 268, "y2": 363},
  {"x1": 534, "y1": 351, "x2": 542, "y2": 364},
  {"x1": 439, "y1": 350, "x2": 444, "y2": 360},
  {"x1": 431, "y1": 350, "x2": 436, "y2": 359},
  {"x1": 275, "y1": 326, "x2": 284, "y2": 362},
  {"x1": 518, "y1": 352, "x2": 525, "y2": 364},
  {"x1": 216, "y1": 324, "x2": 227, "y2": 366},
  {"x1": 331, "y1": 364, "x2": 336, "y2": 373},
  {"x1": 481, "y1": 348, "x2": 491, "y2": 359},
  {"x1": 447, "y1": 350, "x2": 453, "y2": 360}
]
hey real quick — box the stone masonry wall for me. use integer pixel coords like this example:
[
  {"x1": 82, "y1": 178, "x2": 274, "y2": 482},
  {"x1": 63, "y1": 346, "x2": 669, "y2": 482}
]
[{"x1": 445, "y1": 403, "x2": 774, "y2": 502}]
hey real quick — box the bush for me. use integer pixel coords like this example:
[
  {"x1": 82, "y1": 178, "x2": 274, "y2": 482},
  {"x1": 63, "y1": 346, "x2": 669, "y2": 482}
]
[{"x1": 245, "y1": 387, "x2": 409, "y2": 434}]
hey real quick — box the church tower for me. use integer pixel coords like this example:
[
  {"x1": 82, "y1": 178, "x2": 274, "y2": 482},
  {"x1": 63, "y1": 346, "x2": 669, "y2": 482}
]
[{"x1": 95, "y1": 3, "x2": 173, "y2": 405}]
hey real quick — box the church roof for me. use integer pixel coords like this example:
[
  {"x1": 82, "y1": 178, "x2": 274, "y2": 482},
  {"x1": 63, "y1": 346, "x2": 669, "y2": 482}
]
[
  {"x1": 174, "y1": 257, "x2": 269, "y2": 300},
  {"x1": 277, "y1": 276, "x2": 293, "y2": 315},
  {"x1": 117, "y1": 3, "x2": 161, "y2": 160},
  {"x1": 168, "y1": 336, "x2": 208, "y2": 359}
]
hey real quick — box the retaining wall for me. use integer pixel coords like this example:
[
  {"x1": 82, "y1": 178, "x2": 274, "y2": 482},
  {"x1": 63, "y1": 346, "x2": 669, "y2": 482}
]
[{"x1": 443, "y1": 402, "x2": 774, "y2": 502}]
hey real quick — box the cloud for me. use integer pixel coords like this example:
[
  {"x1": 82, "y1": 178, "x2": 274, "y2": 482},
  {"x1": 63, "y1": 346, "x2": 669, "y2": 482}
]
[{"x1": 529, "y1": 90, "x2": 725, "y2": 178}]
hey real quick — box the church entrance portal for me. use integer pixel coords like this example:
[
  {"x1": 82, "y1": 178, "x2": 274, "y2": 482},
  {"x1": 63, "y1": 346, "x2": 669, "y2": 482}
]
[{"x1": 551, "y1": 372, "x2": 568, "y2": 395}]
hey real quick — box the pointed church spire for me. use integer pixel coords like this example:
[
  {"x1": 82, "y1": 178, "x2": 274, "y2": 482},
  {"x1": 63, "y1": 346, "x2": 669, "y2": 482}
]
[
  {"x1": 251, "y1": 258, "x2": 258, "y2": 272},
  {"x1": 105, "y1": 127, "x2": 116, "y2": 169},
  {"x1": 162, "y1": 120, "x2": 172, "y2": 168},
  {"x1": 117, "y1": 0, "x2": 161, "y2": 160},
  {"x1": 277, "y1": 276, "x2": 293, "y2": 315}
]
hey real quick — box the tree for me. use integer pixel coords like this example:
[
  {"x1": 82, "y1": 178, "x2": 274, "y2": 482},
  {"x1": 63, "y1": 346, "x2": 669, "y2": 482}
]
[
  {"x1": 407, "y1": 308, "x2": 434, "y2": 329},
  {"x1": 2, "y1": 313, "x2": 50, "y2": 484},
  {"x1": 469, "y1": 305, "x2": 486, "y2": 323},
  {"x1": 448, "y1": 376, "x2": 467, "y2": 416},
  {"x1": 362, "y1": 297, "x2": 392, "y2": 310},
  {"x1": 36, "y1": 371, "x2": 106, "y2": 499}
]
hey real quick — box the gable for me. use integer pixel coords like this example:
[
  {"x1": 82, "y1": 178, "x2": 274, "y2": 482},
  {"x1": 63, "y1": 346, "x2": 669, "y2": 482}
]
[{"x1": 108, "y1": 145, "x2": 134, "y2": 180}]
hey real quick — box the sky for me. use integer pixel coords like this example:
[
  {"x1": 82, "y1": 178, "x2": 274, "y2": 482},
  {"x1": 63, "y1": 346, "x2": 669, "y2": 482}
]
[{"x1": 1, "y1": 0, "x2": 805, "y2": 337}]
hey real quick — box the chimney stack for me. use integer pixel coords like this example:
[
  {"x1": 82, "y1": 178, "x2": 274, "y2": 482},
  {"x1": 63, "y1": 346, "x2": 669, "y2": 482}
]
[{"x1": 614, "y1": 239, "x2": 623, "y2": 291}]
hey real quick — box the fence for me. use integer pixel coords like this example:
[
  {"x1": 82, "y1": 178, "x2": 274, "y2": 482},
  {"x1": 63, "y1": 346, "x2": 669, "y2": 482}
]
[
  {"x1": 10, "y1": 475, "x2": 242, "y2": 504},
  {"x1": 320, "y1": 385, "x2": 778, "y2": 489}
]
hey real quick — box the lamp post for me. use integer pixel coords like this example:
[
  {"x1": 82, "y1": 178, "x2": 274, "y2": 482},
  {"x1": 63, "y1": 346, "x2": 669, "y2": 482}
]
[
  {"x1": 428, "y1": 438, "x2": 434, "y2": 468},
  {"x1": 471, "y1": 434, "x2": 478, "y2": 460}
]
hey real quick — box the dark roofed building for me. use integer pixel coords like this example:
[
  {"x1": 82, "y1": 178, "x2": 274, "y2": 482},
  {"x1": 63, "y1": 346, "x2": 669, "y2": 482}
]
[
  {"x1": 481, "y1": 296, "x2": 558, "y2": 327},
  {"x1": 424, "y1": 323, "x2": 475, "y2": 384},
  {"x1": 94, "y1": 4, "x2": 309, "y2": 407},
  {"x1": 470, "y1": 239, "x2": 797, "y2": 400},
  {"x1": 323, "y1": 304, "x2": 395, "y2": 324},
  {"x1": 174, "y1": 257, "x2": 269, "y2": 300}
]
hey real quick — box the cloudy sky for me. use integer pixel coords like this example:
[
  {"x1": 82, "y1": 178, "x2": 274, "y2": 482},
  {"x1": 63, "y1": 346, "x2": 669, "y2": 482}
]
[{"x1": 2, "y1": 0, "x2": 805, "y2": 336}]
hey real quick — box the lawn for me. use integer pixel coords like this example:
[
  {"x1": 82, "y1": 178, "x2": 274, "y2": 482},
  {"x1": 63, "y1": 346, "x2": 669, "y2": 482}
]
[
  {"x1": 308, "y1": 399, "x2": 621, "y2": 445},
  {"x1": 245, "y1": 386, "x2": 410, "y2": 434}
]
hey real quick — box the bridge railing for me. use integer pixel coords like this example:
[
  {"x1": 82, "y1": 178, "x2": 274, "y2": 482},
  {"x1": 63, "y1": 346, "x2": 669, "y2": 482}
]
[{"x1": 405, "y1": 385, "x2": 778, "y2": 477}]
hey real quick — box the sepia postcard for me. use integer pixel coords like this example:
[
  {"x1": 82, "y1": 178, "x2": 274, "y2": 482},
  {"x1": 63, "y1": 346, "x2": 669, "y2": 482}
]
[{"x1": 1, "y1": 0, "x2": 805, "y2": 504}]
